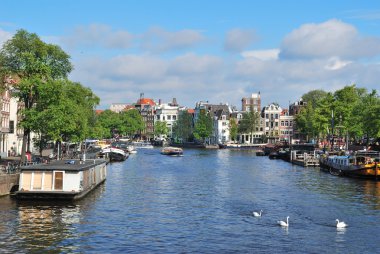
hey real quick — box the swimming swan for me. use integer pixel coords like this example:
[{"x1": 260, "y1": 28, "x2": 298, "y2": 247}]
[
  {"x1": 336, "y1": 219, "x2": 347, "y2": 228},
  {"x1": 253, "y1": 210, "x2": 263, "y2": 217},
  {"x1": 278, "y1": 216, "x2": 289, "y2": 227}
]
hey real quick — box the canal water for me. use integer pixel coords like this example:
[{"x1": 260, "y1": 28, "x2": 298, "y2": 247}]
[{"x1": 1, "y1": 148, "x2": 379, "y2": 253}]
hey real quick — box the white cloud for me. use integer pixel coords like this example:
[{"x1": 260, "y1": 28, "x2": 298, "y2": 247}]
[
  {"x1": 62, "y1": 24, "x2": 134, "y2": 49},
  {"x1": 0, "y1": 28, "x2": 12, "y2": 47},
  {"x1": 140, "y1": 27, "x2": 205, "y2": 53},
  {"x1": 324, "y1": 57, "x2": 352, "y2": 70},
  {"x1": 241, "y1": 49, "x2": 280, "y2": 60},
  {"x1": 280, "y1": 19, "x2": 380, "y2": 60},
  {"x1": 224, "y1": 28, "x2": 257, "y2": 52}
]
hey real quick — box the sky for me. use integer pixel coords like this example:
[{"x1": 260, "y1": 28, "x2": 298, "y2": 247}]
[{"x1": 1, "y1": 0, "x2": 380, "y2": 110}]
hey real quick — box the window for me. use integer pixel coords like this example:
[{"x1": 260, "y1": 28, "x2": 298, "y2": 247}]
[
  {"x1": 281, "y1": 121, "x2": 284, "y2": 126},
  {"x1": 167, "y1": 115, "x2": 171, "y2": 120},
  {"x1": 173, "y1": 115, "x2": 177, "y2": 120}
]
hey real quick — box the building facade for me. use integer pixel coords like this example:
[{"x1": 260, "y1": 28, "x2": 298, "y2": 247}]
[
  {"x1": 262, "y1": 103, "x2": 282, "y2": 144},
  {"x1": 154, "y1": 98, "x2": 180, "y2": 139},
  {"x1": 279, "y1": 109, "x2": 294, "y2": 144},
  {"x1": 289, "y1": 99, "x2": 307, "y2": 142},
  {"x1": 135, "y1": 97, "x2": 156, "y2": 140}
]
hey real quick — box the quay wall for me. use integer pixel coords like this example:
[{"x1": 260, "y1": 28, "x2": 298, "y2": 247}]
[{"x1": 0, "y1": 174, "x2": 19, "y2": 196}]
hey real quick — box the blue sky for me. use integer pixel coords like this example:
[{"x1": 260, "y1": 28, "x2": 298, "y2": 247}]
[{"x1": 1, "y1": 0, "x2": 380, "y2": 109}]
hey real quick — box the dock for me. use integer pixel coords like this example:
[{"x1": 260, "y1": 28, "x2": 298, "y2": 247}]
[{"x1": 290, "y1": 151, "x2": 320, "y2": 167}]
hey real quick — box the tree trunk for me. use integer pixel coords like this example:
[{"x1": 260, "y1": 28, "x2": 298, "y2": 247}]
[{"x1": 21, "y1": 129, "x2": 29, "y2": 162}]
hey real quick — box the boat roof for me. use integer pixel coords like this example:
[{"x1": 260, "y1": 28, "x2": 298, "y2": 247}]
[{"x1": 20, "y1": 159, "x2": 107, "y2": 172}]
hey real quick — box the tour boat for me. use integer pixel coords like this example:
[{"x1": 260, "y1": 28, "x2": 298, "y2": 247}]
[
  {"x1": 161, "y1": 147, "x2": 183, "y2": 156},
  {"x1": 14, "y1": 159, "x2": 107, "y2": 200}
]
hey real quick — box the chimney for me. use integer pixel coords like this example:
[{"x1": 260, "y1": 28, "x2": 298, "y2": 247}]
[{"x1": 172, "y1": 98, "x2": 178, "y2": 106}]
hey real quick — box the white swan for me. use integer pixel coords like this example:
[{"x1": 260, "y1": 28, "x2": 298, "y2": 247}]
[
  {"x1": 253, "y1": 210, "x2": 263, "y2": 217},
  {"x1": 278, "y1": 216, "x2": 289, "y2": 227},
  {"x1": 336, "y1": 219, "x2": 347, "y2": 228}
]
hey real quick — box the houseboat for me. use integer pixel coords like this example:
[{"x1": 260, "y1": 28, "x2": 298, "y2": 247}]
[
  {"x1": 14, "y1": 159, "x2": 107, "y2": 200},
  {"x1": 161, "y1": 147, "x2": 183, "y2": 156},
  {"x1": 320, "y1": 152, "x2": 380, "y2": 179}
]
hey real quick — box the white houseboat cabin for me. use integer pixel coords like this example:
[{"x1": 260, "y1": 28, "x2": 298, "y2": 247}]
[{"x1": 15, "y1": 159, "x2": 107, "y2": 200}]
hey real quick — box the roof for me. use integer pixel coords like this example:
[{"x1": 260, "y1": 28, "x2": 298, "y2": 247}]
[
  {"x1": 136, "y1": 98, "x2": 155, "y2": 106},
  {"x1": 20, "y1": 159, "x2": 107, "y2": 172}
]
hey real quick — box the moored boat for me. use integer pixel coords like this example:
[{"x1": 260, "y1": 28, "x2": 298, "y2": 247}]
[
  {"x1": 14, "y1": 159, "x2": 107, "y2": 200},
  {"x1": 101, "y1": 147, "x2": 129, "y2": 162},
  {"x1": 319, "y1": 152, "x2": 380, "y2": 179},
  {"x1": 161, "y1": 147, "x2": 183, "y2": 156}
]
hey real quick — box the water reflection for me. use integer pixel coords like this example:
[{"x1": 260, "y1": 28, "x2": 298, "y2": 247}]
[{"x1": 16, "y1": 204, "x2": 80, "y2": 252}]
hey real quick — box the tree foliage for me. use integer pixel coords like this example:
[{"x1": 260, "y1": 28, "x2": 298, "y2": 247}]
[
  {"x1": 0, "y1": 29, "x2": 74, "y2": 160},
  {"x1": 296, "y1": 85, "x2": 380, "y2": 143},
  {"x1": 193, "y1": 111, "x2": 213, "y2": 142},
  {"x1": 172, "y1": 111, "x2": 193, "y2": 142},
  {"x1": 94, "y1": 109, "x2": 144, "y2": 139},
  {"x1": 229, "y1": 118, "x2": 238, "y2": 141},
  {"x1": 154, "y1": 121, "x2": 169, "y2": 137},
  {"x1": 238, "y1": 110, "x2": 260, "y2": 135}
]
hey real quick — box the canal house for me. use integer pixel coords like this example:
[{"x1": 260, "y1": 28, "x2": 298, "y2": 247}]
[{"x1": 15, "y1": 159, "x2": 107, "y2": 200}]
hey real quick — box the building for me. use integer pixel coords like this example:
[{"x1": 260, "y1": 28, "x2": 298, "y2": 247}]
[
  {"x1": 241, "y1": 92, "x2": 261, "y2": 112},
  {"x1": 279, "y1": 109, "x2": 294, "y2": 144},
  {"x1": 289, "y1": 99, "x2": 307, "y2": 142},
  {"x1": 234, "y1": 92, "x2": 264, "y2": 144},
  {"x1": 135, "y1": 95, "x2": 155, "y2": 140},
  {"x1": 262, "y1": 103, "x2": 282, "y2": 144},
  {"x1": 194, "y1": 102, "x2": 231, "y2": 144},
  {"x1": 154, "y1": 98, "x2": 181, "y2": 139},
  {"x1": 110, "y1": 103, "x2": 131, "y2": 113},
  {"x1": 0, "y1": 89, "x2": 11, "y2": 158}
]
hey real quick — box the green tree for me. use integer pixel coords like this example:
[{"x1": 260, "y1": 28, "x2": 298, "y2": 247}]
[
  {"x1": 120, "y1": 109, "x2": 144, "y2": 138},
  {"x1": 96, "y1": 110, "x2": 123, "y2": 138},
  {"x1": 356, "y1": 90, "x2": 380, "y2": 144},
  {"x1": 0, "y1": 29, "x2": 73, "y2": 161},
  {"x1": 172, "y1": 111, "x2": 193, "y2": 142},
  {"x1": 154, "y1": 121, "x2": 169, "y2": 138},
  {"x1": 20, "y1": 79, "x2": 99, "y2": 156},
  {"x1": 193, "y1": 111, "x2": 212, "y2": 143},
  {"x1": 302, "y1": 90, "x2": 328, "y2": 108},
  {"x1": 238, "y1": 110, "x2": 260, "y2": 142},
  {"x1": 229, "y1": 118, "x2": 238, "y2": 142}
]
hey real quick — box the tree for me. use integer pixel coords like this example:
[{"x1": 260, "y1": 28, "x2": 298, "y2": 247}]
[
  {"x1": 172, "y1": 111, "x2": 193, "y2": 142},
  {"x1": 238, "y1": 110, "x2": 260, "y2": 143},
  {"x1": 0, "y1": 29, "x2": 73, "y2": 161},
  {"x1": 96, "y1": 110, "x2": 123, "y2": 139},
  {"x1": 229, "y1": 118, "x2": 238, "y2": 142},
  {"x1": 302, "y1": 90, "x2": 328, "y2": 108},
  {"x1": 154, "y1": 121, "x2": 169, "y2": 138},
  {"x1": 193, "y1": 111, "x2": 212, "y2": 143},
  {"x1": 120, "y1": 109, "x2": 144, "y2": 138},
  {"x1": 20, "y1": 79, "x2": 99, "y2": 156},
  {"x1": 356, "y1": 90, "x2": 380, "y2": 144}
]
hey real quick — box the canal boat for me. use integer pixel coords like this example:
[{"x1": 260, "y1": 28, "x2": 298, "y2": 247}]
[
  {"x1": 101, "y1": 147, "x2": 128, "y2": 162},
  {"x1": 161, "y1": 147, "x2": 183, "y2": 156},
  {"x1": 14, "y1": 159, "x2": 107, "y2": 200},
  {"x1": 319, "y1": 152, "x2": 380, "y2": 179}
]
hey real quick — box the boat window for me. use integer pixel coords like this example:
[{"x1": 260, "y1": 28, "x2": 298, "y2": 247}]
[
  {"x1": 54, "y1": 171, "x2": 64, "y2": 190},
  {"x1": 21, "y1": 172, "x2": 32, "y2": 191},
  {"x1": 33, "y1": 171, "x2": 43, "y2": 190},
  {"x1": 44, "y1": 172, "x2": 53, "y2": 191}
]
